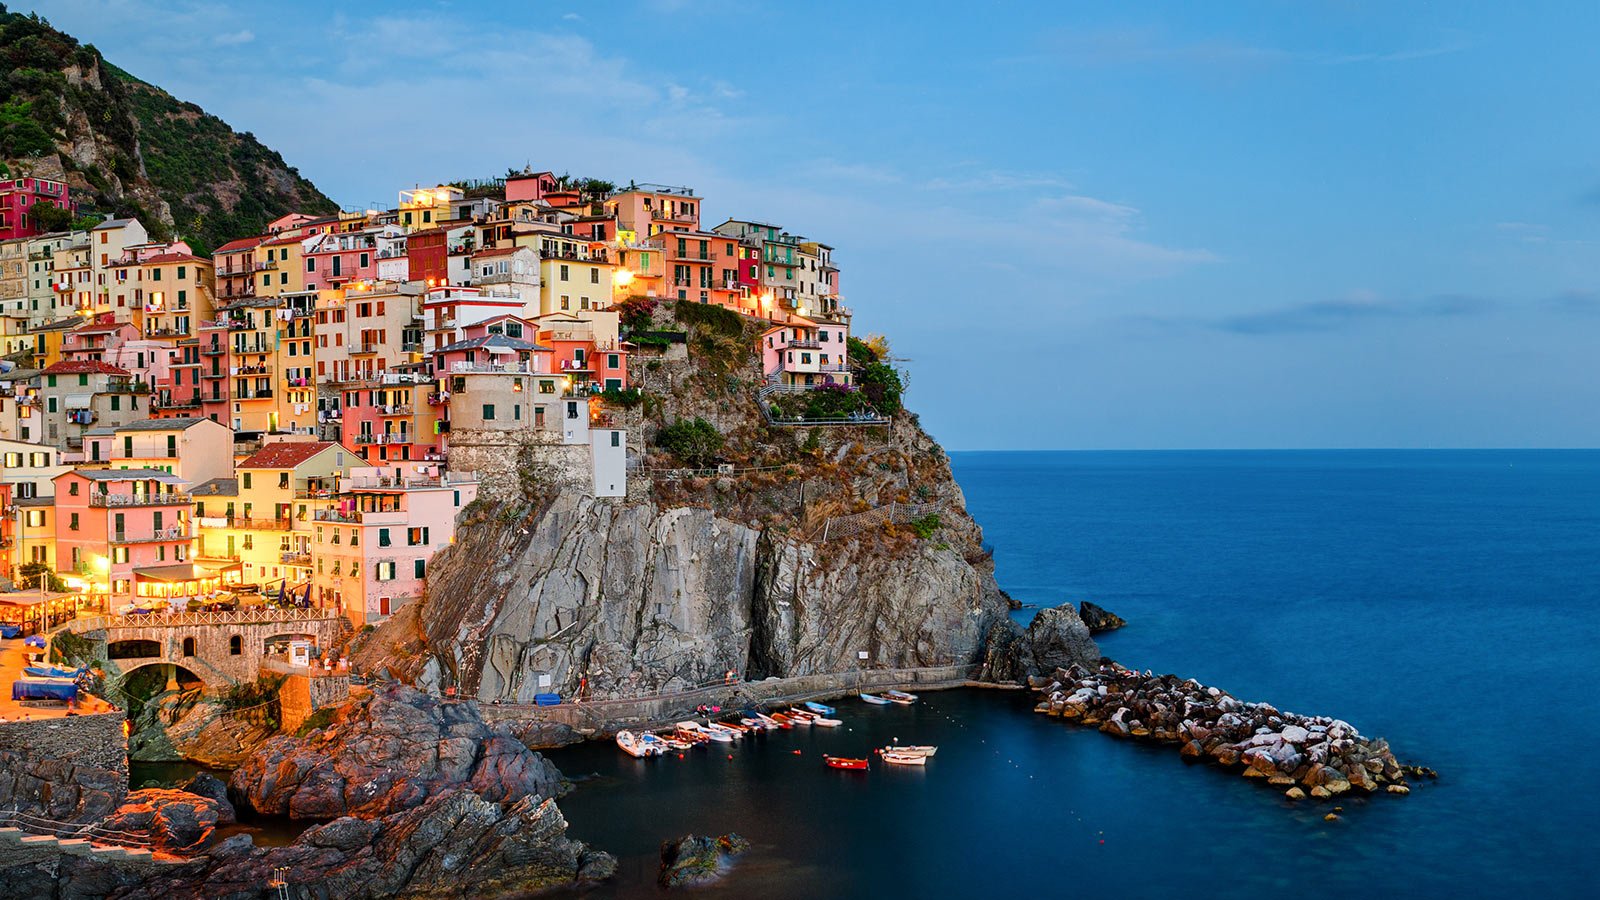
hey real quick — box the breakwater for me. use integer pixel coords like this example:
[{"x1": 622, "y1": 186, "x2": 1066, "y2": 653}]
[{"x1": 1034, "y1": 663, "x2": 1418, "y2": 800}]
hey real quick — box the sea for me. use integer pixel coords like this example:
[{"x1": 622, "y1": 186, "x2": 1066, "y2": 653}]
[{"x1": 543, "y1": 450, "x2": 1600, "y2": 898}]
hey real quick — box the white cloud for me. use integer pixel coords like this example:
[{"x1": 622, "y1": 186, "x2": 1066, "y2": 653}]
[{"x1": 213, "y1": 28, "x2": 254, "y2": 46}]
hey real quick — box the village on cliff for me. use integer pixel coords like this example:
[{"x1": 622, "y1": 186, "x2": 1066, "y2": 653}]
[{"x1": 0, "y1": 169, "x2": 861, "y2": 642}]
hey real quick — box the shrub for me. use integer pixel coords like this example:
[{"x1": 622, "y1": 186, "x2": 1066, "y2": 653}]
[
  {"x1": 847, "y1": 336, "x2": 879, "y2": 366},
  {"x1": 909, "y1": 513, "x2": 942, "y2": 539},
  {"x1": 657, "y1": 417, "x2": 724, "y2": 468},
  {"x1": 600, "y1": 386, "x2": 644, "y2": 408},
  {"x1": 615, "y1": 295, "x2": 658, "y2": 333},
  {"x1": 674, "y1": 299, "x2": 743, "y2": 337},
  {"x1": 857, "y1": 362, "x2": 904, "y2": 415},
  {"x1": 296, "y1": 706, "x2": 338, "y2": 737},
  {"x1": 18, "y1": 560, "x2": 66, "y2": 592}
]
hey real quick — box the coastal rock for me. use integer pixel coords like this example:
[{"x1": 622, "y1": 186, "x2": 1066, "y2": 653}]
[
  {"x1": 18, "y1": 790, "x2": 616, "y2": 900},
  {"x1": 99, "y1": 788, "x2": 225, "y2": 853},
  {"x1": 1077, "y1": 601, "x2": 1127, "y2": 633},
  {"x1": 659, "y1": 833, "x2": 751, "y2": 888},
  {"x1": 0, "y1": 746, "x2": 125, "y2": 825},
  {"x1": 1032, "y1": 663, "x2": 1414, "y2": 801},
  {"x1": 179, "y1": 773, "x2": 235, "y2": 824},
  {"x1": 228, "y1": 683, "x2": 562, "y2": 819}
]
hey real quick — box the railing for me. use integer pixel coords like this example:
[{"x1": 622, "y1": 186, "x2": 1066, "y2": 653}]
[
  {"x1": 233, "y1": 517, "x2": 292, "y2": 531},
  {"x1": 786, "y1": 339, "x2": 820, "y2": 349},
  {"x1": 376, "y1": 404, "x2": 414, "y2": 416},
  {"x1": 280, "y1": 551, "x2": 311, "y2": 565},
  {"x1": 66, "y1": 606, "x2": 339, "y2": 633},
  {"x1": 111, "y1": 526, "x2": 189, "y2": 544},
  {"x1": 89, "y1": 492, "x2": 191, "y2": 508},
  {"x1": 814, "y1": 500, "x2": 946, "y2": 542},
  {"x1": 449, "y1": 361, "x2": 534, "y2": 374},
  {"x1": 352, "y1": 433, "x2": 412, "y2": 445},
  {"x1": 0, "y1": 808, "x2": 158, "y2": 852}
]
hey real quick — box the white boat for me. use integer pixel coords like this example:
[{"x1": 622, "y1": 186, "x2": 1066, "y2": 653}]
[
  {"x1": 810, "y1": 716, "x2": 843, "y2": 727},
  {"x1": 884, "y1": 690, "x2": 918, "y2": 705},
  {"x1": 881, "y1": 751, "x2": 926, "y2": 766},
  {"x1": 884, "y1": 745, "x2": 937, "y2": 757},
  {"x1": 676, "y1": 720, "x2": 732, "y2": 743},
  {"x1": 703, "y1": 721, "x2": 742, "y2": 740},
  {"x1": 859, "y1": 693, "x2": 892, "y2": 705},
  {"x1": 804, "y1": 701, "x2": 836, "y2": 715},
  {"x1": 639, "y1": 733, "x2": 669, "y2": 754},
  {"x1": 616, "y1": 730, "x2": 656, "y2": 758},
  {"x1": 754, "y1": 712, "x2": 783, "y2": 729},
  {"x1": 739, "y1": 717, "x2": 769, "y2": 730},
  {"x1": 660, "y1": 734, "x2": 695, "y2": 751}
]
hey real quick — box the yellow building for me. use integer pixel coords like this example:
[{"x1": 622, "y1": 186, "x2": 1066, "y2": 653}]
[
  {"x1": 255, "y1": 233, "x2": 311, "y2": 298},
  {"x1": 524, "y1": 232, "x2": 616, "y2": 315},
  {"x1": 397, "y1": 186, "x2": 463, "y2": 233},
  {"x1": 217, "y1": 291, "x2": 318, "y2": 435},
  {"x1": 194, "y1": 440, "x2": 352, "y2": 589}
]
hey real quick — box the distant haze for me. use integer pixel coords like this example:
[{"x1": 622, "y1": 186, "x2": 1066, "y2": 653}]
[{"x1": 30, "y1": 0, "x2": 1600, "y2": 448}]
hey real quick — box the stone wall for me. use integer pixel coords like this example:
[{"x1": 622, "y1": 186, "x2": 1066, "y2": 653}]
[
  {"x1": 276, "y1": 673, "x2": 350, "y2": 733},
  {"x1": 0, "y1": 712, "x2": 129, "y2": 823},
  {"x1": 447, "y1": 428, "x2": 591, "y2": 502}
]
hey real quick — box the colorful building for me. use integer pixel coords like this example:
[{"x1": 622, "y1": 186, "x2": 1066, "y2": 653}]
[{"x1": 0, "y1": 177, "x2": 73, "y2": 240}]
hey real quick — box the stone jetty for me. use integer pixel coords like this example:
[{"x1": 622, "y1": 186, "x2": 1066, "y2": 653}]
[{"x1": 1034, "y1": 663, "x2": 1417, "y2": 799}]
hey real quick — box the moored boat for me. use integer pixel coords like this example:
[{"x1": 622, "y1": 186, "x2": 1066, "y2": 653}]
[
  {"x1": 661, "y1": 734, "x2": 695, "y2": 751},
  {"x1": 703, "y1": 721, "x2": 742, "y2": 740},
  {"x1": 756, "y1": 711, "x2": 787, "y2": 729},
  {"x1": 824, "y1": 756, "x2": 869, "y2": 770},
  {"x1": 639, "y1": 733, "x2": 669, "y2": 754},
  {"x1": 616, "y1": 730, "x2": 656, "y2": 758},
  {"x1": 804, "y1": 701, "x2": 836, "y2": 715},
  {"x1": 882, "y1": 751, "x2": 926, "y2": 766},
  {"x1": 859, "y1": 693, "x2": 892, "y2": 705},
  {"x1": 884, "y1": 690, "x2": 919, "y2": 705},
  {"x1": 810, "y1": 716, "x2": 843, "y2": 727},
  {"x1": 883, "y1": 745, "x2": 937, "y2": 757}
]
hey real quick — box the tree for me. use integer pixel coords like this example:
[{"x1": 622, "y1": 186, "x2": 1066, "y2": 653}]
[
  {"x1": 858, "y1": 362, "x2": 904, "y2": 415},
  {"x1": 657, "y1": 417, "x2": 724, "y2": 468},
  {"x1": 18, "y1": 560, "x2": 66, "y2": 592},
  {"x1": 30, "y1": 199, "x2": 73, "y2": 232}
]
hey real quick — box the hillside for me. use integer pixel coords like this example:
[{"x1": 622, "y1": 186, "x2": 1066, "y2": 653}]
[{"x1": 0, "y1": 6, "x2": 337, "y2": 251}]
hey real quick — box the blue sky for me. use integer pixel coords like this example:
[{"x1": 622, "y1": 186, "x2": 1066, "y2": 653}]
[{"x1": 25, "y1": 1, "x2": 1600, "y2": 448}]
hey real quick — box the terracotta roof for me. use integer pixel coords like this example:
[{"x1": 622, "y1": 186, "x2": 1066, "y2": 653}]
[
  {"x1": 213, "y1": 237, "x2": 266, "y2": 254},
  {"x1": 237, "y1": 441, "x2": 344, "y2": 469},
  {"x1": 137, "y1": 252, "x2": 209, "y2": 266},
  {"x1": 261, "y1": 234, "x2": 307, "y2": 247},
  {"x1": 473, "y1": 247, "x2": 522, "y2": 258},
  {"x1": 40, "y1": 360, "x2": 130, "y2": 375}
]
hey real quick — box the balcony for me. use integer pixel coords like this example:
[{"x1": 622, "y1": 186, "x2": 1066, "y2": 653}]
[
  {"x1": 376, "y1": 404, "x2": 414, "y2": 416},
  {"x1": 201, "y1": 369, "x2": 226, "y2": 379},
  {"x1": 200, "y1": 344, "x2": 226, "y2": 356},
  {"x1": 353, "y1": 433, "x2": 412, "y2": 445},
  {"x1": 449, "y1": 361, "x2": 534, "y2": 375},
  {"x1": 354, "y1": 342, "x2": 379, "y2": 355},
  {"x1": 111, "y1": 526, "x2": 190, "y2": 543},
  {"x1": 281, "y1": 551, "x2": 311, "y2": 566},
  {"x1": 90, "y1": 491, "x2": 191, "y2": 508},
  {"x1": 559, "y1": 359, "x2": 593, "y2": 372},
  {"x1": 786, "y1": 339, "x2": 821, "y2": 349},
  {"x1": 236, "y1": 389, "x2": 274, "y2": 400}
]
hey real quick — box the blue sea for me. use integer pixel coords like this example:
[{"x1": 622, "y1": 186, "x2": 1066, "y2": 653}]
[{"x1": 549, "y1": 450, "x2": 1599, "y2": 898}]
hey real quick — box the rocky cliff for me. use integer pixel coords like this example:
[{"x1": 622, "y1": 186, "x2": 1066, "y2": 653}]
[{"x1": 355, "y1": 304, "x2": 1093, "y2": 699}]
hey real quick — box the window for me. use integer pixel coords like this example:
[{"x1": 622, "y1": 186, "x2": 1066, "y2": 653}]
[
  {"x1": 68, "y1": 481, "x2": 79, "y2": 496},
  {"x1": 182, "y1": 637, "x2": 195, "y2": 656},
  {"x1": 559, "y1": 264, "x2": 569, "y2": 281},
  {"x1": 407, "y1": 527, "x2": 430, "y2": 545},
  {"x1": 378, "y1": 528, "x2": 391, "y2": 547},
  {"x1": 566, "y1": 401, "x2": 578, "y2": 419},
  {"x1": 229, "y1": 635, "x2": 242, "y2": 655},
  {"x1": 242, "y1": 473, "x2": 252, "y2": 489},
  {"x1": 483, "y1": 403, "x2": 495, "y2": 421},
  {"x1": 611, "y1": 431, "x2": 621, "y2": 447},
  {"x1": 608, "y1": 353, "x2": 619, "y2": 368},
  {"x1": 376, "y1": 561, "x2": 396, "y2": 581},
  {"x1": 68, "y1": 513, "x2": 79, "y2": 531},
  {"x1": 415, "y1": 558, "x2": 426, "y2": 578},
  {"x1": 590, "y1": 268, "x2": 599, "y2": 284}
]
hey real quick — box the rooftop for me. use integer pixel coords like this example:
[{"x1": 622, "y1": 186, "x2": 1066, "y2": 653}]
[
  {"x1": 59, "y1": 468, "x2": 186, "y2": 483},
  {"x1": 114, "y1": 417, "x2": 212, "y2": 432},
  {"x1": 237, "y1": 441, "x2": 343, "y2": 469},
  {"x1": 190, "y1": 477, "x2": 238, "y2": 496},
  {"x1": 40, "y1": 360, "x2": 130, "y2": 376},
  {"x1": 436, "y1": 333, "x2": 552, "y2": 354}
]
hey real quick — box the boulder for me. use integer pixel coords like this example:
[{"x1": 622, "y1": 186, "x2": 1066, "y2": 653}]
[
  {"x1": 659, "y1": 833, "x2": 751, "y2": 889},
  {"x1": 1076, "y1": 601, "x2": 1127, "y2": 633},
  {"x1": 178, "y1": 773, "x2": 235, "y2": 824},
  {"x1": 229, "y1": 684, "x2": 562, "y2": 819},
  {"x1": 99, "y1": 788, "x2": 226, "y2": 853}
]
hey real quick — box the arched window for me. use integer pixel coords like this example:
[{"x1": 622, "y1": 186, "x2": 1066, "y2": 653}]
[
  {"x1": 228, "y1": 635, "x2": 242, "y2": 655},
  {"x1": 181, "y1": 637, "x2": 196, "y2": 657}
]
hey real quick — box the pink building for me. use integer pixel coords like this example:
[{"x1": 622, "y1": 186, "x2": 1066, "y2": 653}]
[
  {"x1": 61, "y1": 320, "x2": 139, "y2": 363},
  {"x1": 339, "y1": 371, "x2": 443, "y2": 465},
  {"x1": 303, "y1": 226, "x2": 403, "y2": 290},
  {"x1": 0, "y1": 177, "x2": 73, "y2": 240},
  {"x1": 760, "y1": 319, "x2": 851, "y2": 387},
  {"x1": 310, "y1": 466, "x2": 477, "y2": 625},
  {"x1": 52, "y1": 468, "x2": 193, "y2": 608}
]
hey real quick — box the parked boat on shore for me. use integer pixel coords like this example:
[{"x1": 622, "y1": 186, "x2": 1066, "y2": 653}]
[{"x1": 884, "y1": 690, "x2": 919, "y2": 705}]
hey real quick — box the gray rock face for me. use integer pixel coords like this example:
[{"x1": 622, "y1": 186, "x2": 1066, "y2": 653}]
[
  {"x1": 364, "y1": 484, "x2": 1027, "y2": 701},
  {"x1": 659, "y1": 833, "x2": 751, "y2": 888},
  {"x1": 98, "y1": 788, "x2": 227, "y2": 853},
  {"x1": 0, "y1": 747, "x2": 124, "y2": 824},
  {"x1": 228, "y1": 684, "x2": 562, "y2": 819},
  {"x1": 1024, "y1": 605, "x2": 1102, "y2": 673}
]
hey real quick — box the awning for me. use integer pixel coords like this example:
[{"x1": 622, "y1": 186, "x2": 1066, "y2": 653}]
[{"x1": 132, "y1": 562, "x2": 237, "y2": 583}]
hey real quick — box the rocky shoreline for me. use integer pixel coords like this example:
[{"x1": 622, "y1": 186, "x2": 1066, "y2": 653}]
[{"x1": 1034, "y1": 662, "x2": 1424, "y2": 800}]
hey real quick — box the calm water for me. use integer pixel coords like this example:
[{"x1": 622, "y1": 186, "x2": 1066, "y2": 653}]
[{"x1": 550, "y1": 450, "x2": 1600, "y2": 898}]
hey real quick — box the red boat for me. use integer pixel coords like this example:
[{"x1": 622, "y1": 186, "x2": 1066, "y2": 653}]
[{"x1": 824, "y1": 756, "x2": 869, "y2": 770}]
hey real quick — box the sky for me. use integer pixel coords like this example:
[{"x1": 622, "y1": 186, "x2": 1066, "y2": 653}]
[{"x1": 22, "y1": 1, "x2": 1600, "y2": 449}]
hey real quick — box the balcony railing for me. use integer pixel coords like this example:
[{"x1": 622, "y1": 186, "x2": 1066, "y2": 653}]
[
  {"x1": 449, "y1": 361, "x2": 534, "y2": 375},
  {"x1": 89, "y1": 492, "x2": 191, "y2": 508},
  {"x1": 353, "y1": 433, "x2": 412, "y2": 445},
  {"x1": 112, "y1": 526, "x2": 190, "y2": 543},
  {"x1": 376, "y1": 404, "x2": 414, "y2": 416}
]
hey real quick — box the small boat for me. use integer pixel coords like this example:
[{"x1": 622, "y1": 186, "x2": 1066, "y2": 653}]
[
  {"x1": 882, "y1": 751, "x2": 926, "y2": 766},
  {"x1": 761, "y1": 712, "x2": 791, "y2": 729},
  {"x1": 739, "y1": 717, "x2": 769, "y2": 730},
  {"x1": 784, "y1": 708, "x2": 816, "y2": 721},
  {"x1": 824, "y1": 756, "x2": 869, "y2": 770},
  {"x1": 775, "y1": 712, "x2": 810, "y2": 727},
  {"x1": 660, "y1": 734, "x2": 695, "y2": 751},
  {"x1": 703, "y1": 721, "x2": 742, "y2": 740},
  {"x1": 804, "y1": 701, "x2": 836, "y2": 715},
  {"x1": 639, "y1": 733, "x2": 669, "y2": 755},
  {"x1": 884, "y1": 690, "x2": 918, "y2": 705},
  {"x1": 616, "y1": 730, "x2": 656, "y2": 758},
  {"x1": 810, "y1": 716, "x2": 843, "y2": 727},
  {"x1": 884, "y1": 745, "x2": 937, "y2": 757},
  {"x1": 859, "y1": 693, "x2": 892, "y2": 705},
  {"x1": 719, "y1": 720, "x2": 752, "y2": 734},
  {"x1": 672, "y1": 724, "x2": 710, "y2": 745}
]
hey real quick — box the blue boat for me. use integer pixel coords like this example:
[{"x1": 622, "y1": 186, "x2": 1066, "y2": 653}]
[
  {"x1": 804, "y1": 701, "x2": 836, "y2": 715},
  {"x1": 859, "y1": 693, "x2": 892, "y2": 705}
]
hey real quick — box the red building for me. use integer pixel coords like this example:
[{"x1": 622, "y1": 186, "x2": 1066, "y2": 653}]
[
  {"x1": 0, "y1": 177, "x2": 74, "y2": 240},
  {"x1": 407, "y1": 227, "x2": 448, "y2": 285}
]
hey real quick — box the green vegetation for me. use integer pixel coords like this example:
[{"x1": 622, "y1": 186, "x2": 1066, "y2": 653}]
[
  {"x1": 768, "y1": 383, "x2": 878, "y2": 422},
  {"x1": 657, "y1": 417, "x2": 724, "y2": 468},
  {"x1": 0, "y1": 7, "x2": 337, "y2": 251},
  {"x1": 674, "y1": 299, "x2": 744, "y2": 337},
  {"x1": 909, "y1": 513, "x2": 943, "y2": 539},
  {"x1": 218, "y1": 674, "x2": 285, "y2": 710},
  {"x1": 17, "y1": 560, "x2": 66, "y2": 591},
  {"x1": 296, "y1": 705, "x2": 338, "y2": 737},
  {"x1": 48, "y1": 629, "x2": 99, "y2": 667},
  {"x1": 847, "y1": 336, "x2": 880, "y2": 366},
  {"x1": 857, "y1": 362, "x2": 905, "y2": 415},
  {"x1": 600, "y1": 386, "x2": 644, "y2": 408},
  {"x1": 615, "y1": 295, "x2": 658, "y2": 333}
]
